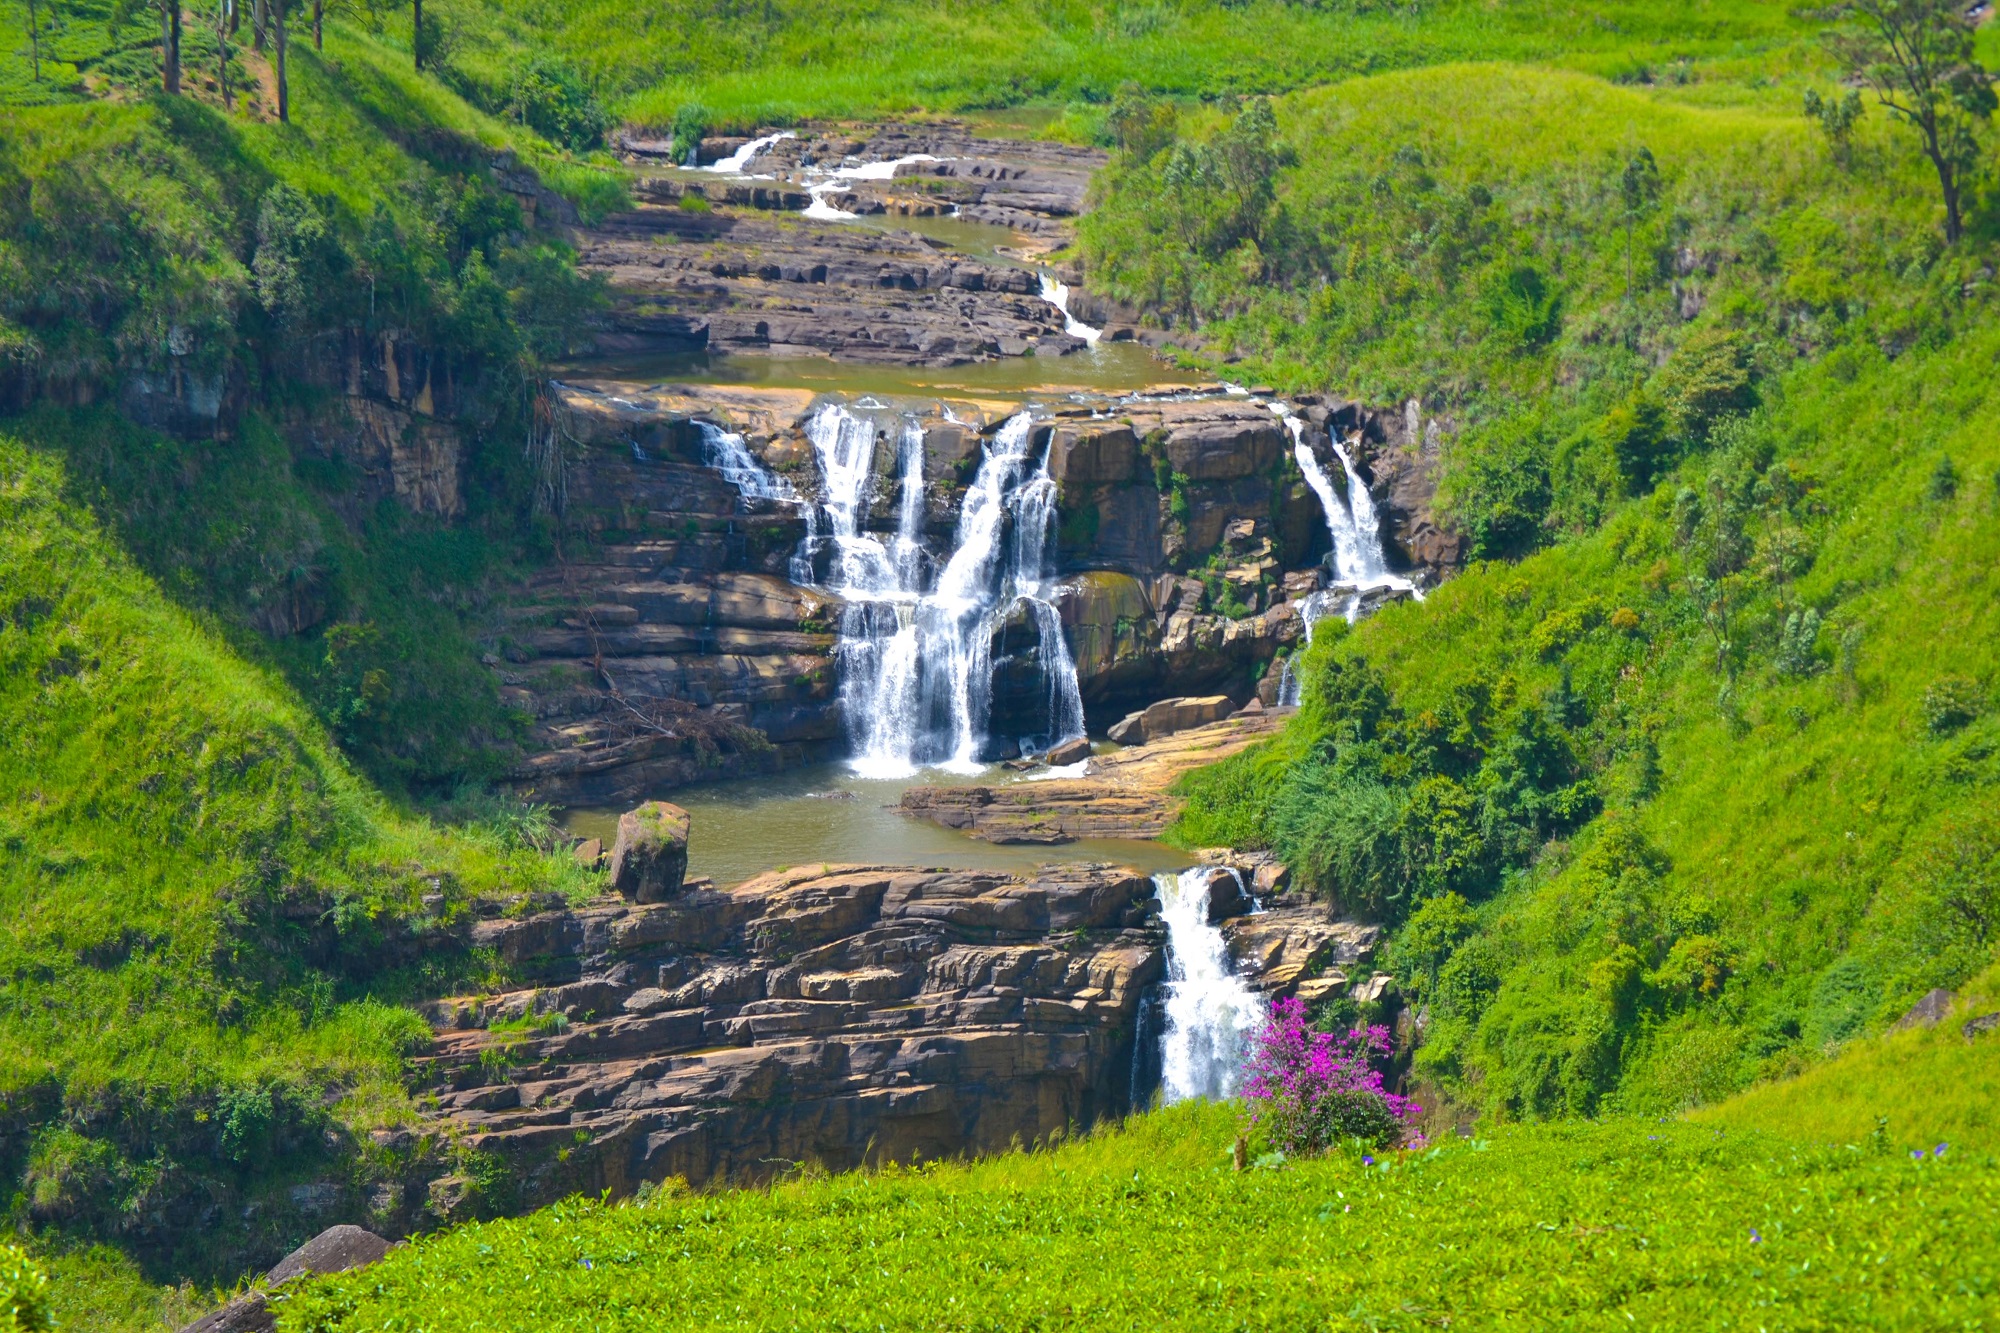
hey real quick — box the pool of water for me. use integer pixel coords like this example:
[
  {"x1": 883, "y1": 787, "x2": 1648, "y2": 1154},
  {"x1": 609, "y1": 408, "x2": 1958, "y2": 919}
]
[
  {"x1": 570, "y1": 344, "x2": 1202, "y2": 400},
  {"x1": 564, "y1": 762, "x2": 1194, "y2": 888}
]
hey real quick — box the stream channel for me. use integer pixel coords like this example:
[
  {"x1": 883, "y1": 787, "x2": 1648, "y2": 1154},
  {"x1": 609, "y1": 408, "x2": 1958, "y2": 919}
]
[{"x1": 556, "y1": 144, "x2": 1411, "y2": 1099}]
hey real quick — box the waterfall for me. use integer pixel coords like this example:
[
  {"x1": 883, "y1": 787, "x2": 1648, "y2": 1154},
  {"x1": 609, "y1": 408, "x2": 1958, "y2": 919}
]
[
  {"x1": 695, "y1": 421, "x2": 796, "y2": 506},
  {"x1": 1275, "y1": 588, "x2": 1338, "y2": 708},
  {"x1": 1153, "y1": 868, "x2": 1264, "y2": 1103},
  {"x1": 1038, "y1": 272, "x2": 1103, "y2": 345},
  {"x1": 1282, "y1": 413, "x2": 1418, "y2": 624},
  {"x1": 803, "y1": 153, "x2": 942, "y2": 220},
  {"x1": 702, "y1": 130, "x2": 795, "y2": 175},
  {"x1": 793, "y1": 405, "x2": 1085, "y2": 776}
]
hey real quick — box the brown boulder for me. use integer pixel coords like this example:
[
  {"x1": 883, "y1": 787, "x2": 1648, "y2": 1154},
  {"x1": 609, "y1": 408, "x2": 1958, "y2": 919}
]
[
  {"x1": 1043, "y1": 736, "x2": 1092, "y2": 766},
  {"x1": 610, "y1": 802, "x2": 693, "y2": 903}
]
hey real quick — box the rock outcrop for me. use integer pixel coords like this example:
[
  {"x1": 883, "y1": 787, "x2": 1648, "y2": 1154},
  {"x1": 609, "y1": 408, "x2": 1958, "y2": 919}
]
[
  {"x1": 588, "y1": 124, "x2": 1122, "y2": 367},
  {"x1": 496, "y1": 383, "x2": 1422, "y2": 801},
  {"x1": 898, "y1": 709, "x2": 1287, "y2": 844},
  {"x1": 409, "y1": 849, "x2": 1382, "y2": 1215},
  {"x1": 609, "y1": 802, "x2": 692, "y2": 902},
  {"x1": 178, "y1": 1225, "x2": 392, "y2": 1333}
]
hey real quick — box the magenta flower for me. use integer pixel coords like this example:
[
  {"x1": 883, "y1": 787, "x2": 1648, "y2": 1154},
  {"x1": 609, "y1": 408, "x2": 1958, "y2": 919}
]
[{"x1": 1239, "y1": 996, "x2": 1423, "y2": 1154}]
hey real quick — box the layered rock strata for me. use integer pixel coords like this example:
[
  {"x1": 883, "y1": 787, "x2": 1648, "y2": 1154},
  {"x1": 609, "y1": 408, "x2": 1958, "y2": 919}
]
[
  {"x1": 587, "y1": 124, "x2": 1125, "y2": 366},
  {"x1": 411, "y1": 854, "x2": 1381, "y2": 1214},
  {"x1": 499, "y1": 384, "x2": 1424, "y2": 803}
]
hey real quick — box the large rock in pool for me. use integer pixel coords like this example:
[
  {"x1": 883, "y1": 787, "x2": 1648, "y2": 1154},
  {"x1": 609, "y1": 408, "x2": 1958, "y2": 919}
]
[{"x1": 609, "y1": 801, "x2": 692, "y2": 903}]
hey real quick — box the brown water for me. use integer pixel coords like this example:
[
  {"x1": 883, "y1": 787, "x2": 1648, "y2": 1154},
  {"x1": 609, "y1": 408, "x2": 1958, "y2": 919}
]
[
  {"x1": 564, "y1": 762, "x2": 1193, "y2": 888},
  {"x1": 573, "y1": 345, "x2": 1201, "y2": 400}
]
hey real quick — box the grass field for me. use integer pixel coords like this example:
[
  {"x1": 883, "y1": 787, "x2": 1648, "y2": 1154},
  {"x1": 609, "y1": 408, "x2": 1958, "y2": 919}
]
[{"x1": 276, "y1": 1098, "x2": 2000, "y2": 1331}]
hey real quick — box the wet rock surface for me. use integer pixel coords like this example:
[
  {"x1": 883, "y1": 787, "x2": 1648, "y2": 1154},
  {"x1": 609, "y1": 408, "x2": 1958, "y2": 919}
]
[
  {"x1": 498, "y1": 380, "x2": 1435, "y2": 803},
  {"x1": 412, "y1": 855, "x2": 1379, "y2": 1215},
  {"x1": 588, "y1": 124, "x2": 1121, "y2": 366}
]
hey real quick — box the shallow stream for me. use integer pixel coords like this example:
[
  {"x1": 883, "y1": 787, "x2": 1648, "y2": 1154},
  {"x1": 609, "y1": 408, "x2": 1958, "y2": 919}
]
[{"x1": 563, "y1": 762, "x2": 1191, "y2": 888}]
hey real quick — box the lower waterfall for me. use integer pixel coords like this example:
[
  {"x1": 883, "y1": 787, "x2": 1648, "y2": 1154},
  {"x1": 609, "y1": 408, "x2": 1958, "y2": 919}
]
[{"x1": 1152, "y1": 867, "x2": 1265, "y2": 1103}]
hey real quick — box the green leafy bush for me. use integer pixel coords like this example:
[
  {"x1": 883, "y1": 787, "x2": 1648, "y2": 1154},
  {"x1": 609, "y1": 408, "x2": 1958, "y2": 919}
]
[
  {"x1": 0, "y1": 1244, "x2": 52, "y2": 1333},
  {"x1": 509, "y1": 56, "x2": 611, "y2": 150}
]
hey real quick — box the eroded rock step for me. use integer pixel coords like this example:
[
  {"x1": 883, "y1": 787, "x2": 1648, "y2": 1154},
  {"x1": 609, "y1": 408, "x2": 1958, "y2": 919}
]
[
  {"x1": 585, "y1": 122, "x2": 1146, "y2": 367},
  {"x1": 497, "y1": 383, "x2": 1444, "y2": 806},
  {"x1": 409, "y1": 857, "x2": 1384, "y2": 1215}
]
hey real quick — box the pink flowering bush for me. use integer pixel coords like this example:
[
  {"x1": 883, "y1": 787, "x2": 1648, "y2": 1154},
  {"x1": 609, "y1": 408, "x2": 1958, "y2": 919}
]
[{"x1": 1242, "y1": 997, "x2": 1422, "y2": 1153}]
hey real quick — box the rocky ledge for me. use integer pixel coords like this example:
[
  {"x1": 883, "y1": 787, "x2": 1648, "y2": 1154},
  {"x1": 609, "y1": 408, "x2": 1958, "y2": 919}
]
[
  {"x1": 407, "y1": 821, "x2": 1384, "y2": 1215},
  {"x1": 899, "y1": 705, "x2": 1289, "y2": 844},
  {"x1": 584, "y1": 123, "x2": 1143, "y2": 368}
]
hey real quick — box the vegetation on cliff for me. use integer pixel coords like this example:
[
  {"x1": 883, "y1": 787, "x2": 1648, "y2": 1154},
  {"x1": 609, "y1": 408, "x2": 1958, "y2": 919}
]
[
  {"x1": 1110, "y1": 58, "x2": 2000, "y2": 1118},
  {"x1": 1, "y1": 427, "x2": 597, "y2": 1305}
]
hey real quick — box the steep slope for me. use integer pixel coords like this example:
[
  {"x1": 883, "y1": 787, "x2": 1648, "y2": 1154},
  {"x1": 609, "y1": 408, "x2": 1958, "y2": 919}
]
[
  {"x1": 1101, "y1": 64, "x2": 2000, "y2": 1115},
  {"x1": 0, "y1": 428, "x2": 587, "y2": 1293}
]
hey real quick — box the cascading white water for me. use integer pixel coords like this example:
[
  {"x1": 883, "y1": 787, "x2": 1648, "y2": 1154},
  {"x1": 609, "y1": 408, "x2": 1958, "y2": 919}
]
[
  {"x1": 792, "y1": 406, "x2": 1085, "y2": 776},
  {"x1": 803, "y1": 153, "x2": 943, "y2": 220},
  {"x1": 701, "y1": 130, "x2": 796, "y2": 175},
  {"x1": 1153, "y1": 867, "x2": 1265, "y2": 1103},
  {"x1": 1038, "y1": 272, "x2": 1102, "y2": 345},
  {"x1": 1281, "y1": 412, "x2": 1418, "y2": 624},
  {"x1": 695, "y1": 421, "x2": 797, "y2": 506}
]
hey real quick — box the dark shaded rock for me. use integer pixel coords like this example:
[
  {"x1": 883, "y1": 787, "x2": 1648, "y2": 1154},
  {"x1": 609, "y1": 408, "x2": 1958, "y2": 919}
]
[
  {"x1": 1891, "y1": 987, "x2": 1956, "y2": 1032},
  {"x1": 1198, "y1": 866, "x2": 1252, "y2": 923},
  {"x1": 1966, "y1": 1012, "x2": 2000, "y2": 1039},
  {"x1": 178, "y1": 1226, "x2": 391, "y2": 1333},
  {"x1": 264, "y1": 1225, "x2": 392, "y2": 1287},
  {"x1": 179, "y1": 1294, "x2": 272, "y2": 1333},
  {"x1": 610, "y1": 802, "x2": 692, "y2": 903}
]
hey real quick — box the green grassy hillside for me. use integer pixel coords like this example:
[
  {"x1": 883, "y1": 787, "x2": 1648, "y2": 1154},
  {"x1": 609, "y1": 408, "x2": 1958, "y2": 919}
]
[
  {"x1": 1106, "y1": 60, "x2": 2000, "y2": 1119},
  {"x1": 279, "y1": 1100, "x2": 1999, "y2": 1331},
  {"x1": 0, "y1": 426, "x2": 588, "y2": 1309},
  {"x1": 1, "y1": 0, "x2": 1809, "y2": 132}
]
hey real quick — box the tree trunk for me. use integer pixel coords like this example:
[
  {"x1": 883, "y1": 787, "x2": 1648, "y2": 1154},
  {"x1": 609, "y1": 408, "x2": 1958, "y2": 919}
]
[
  {"x1": 252, "y1": 0, "x2": 265, "y2": 53},
  {"x1": 275, "y1": 0, "x2": 288, "y2": 122},
  {"x1": 162, "y1": 0, "x2": 182, "y2": 93},
  {"x1": 217, "y1": 0, "x2": 230, "y2": 107},
  {"x1": 412, "y1": 0, "x2": 422, "y2": 69},
  {"x1": 26, "y1": 0, "x2": 41, "y2": 82},
  {"x1": 1918, "y1": 111, "x2": 1964, "y2": 244},
  {"x1": 312, "y1": 0, "x2": 321, "y2": 50}
]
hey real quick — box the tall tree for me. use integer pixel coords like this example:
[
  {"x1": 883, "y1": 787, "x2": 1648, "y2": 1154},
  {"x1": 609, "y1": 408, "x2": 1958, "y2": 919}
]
[
  {"x1": 1827, "y1": 0, "x2": 1995, "y2": 243},
  {"x1": 411, "y1": 0, "x2": 421, "y2": 68},
  {"x1": 22, "y1": 0, "x2": 47, "y2": 82},
  {"x1": 159, "y1": 0, "x2": 180, "y2": 92},
  {"x1": 273, "y1": 0, "x2": 287, "y2": 121},
  {"x1": 214, "y1": 0, "x2": 229, "y2": 105}
]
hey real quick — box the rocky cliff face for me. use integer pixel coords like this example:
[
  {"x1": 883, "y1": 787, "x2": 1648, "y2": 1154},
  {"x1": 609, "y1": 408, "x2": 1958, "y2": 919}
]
[
  {"x1": 405, "y1": 852, "x2": 1383, "y2": 1215},
  {"x1": 494, "y1": 381, "x2": 1444, "y2": 803}
]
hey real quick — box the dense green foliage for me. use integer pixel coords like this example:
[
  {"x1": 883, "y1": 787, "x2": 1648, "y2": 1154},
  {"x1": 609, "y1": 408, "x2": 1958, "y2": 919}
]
[
  {"x1": 2, "y1": 0, "x2": 1813, "y2": 131},
  {"x1": 0, "y1": 26, "x2": 609, "y2": 787},
  {"x1": 0, "y1": 1244, "x2": 52, "y2": 1333},
  {"x1": 0, "y1": 429, "x2": 589, "y2": 1287},
  {"x1": 1148, "y1": 60, "x2": 2000, "y2": 1120},
  {"x1": 1701, "y1": 959, "x2": 2000, "y2": 1151},
  {"x1": 281, "y1": 1101, "x2": 2000, "y2": 1330}
]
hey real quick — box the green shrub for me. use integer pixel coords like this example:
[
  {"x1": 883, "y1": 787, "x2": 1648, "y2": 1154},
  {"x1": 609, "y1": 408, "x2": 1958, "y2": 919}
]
[
  {"x1": 510, "y1": 56, "x2": 612, "y2": 150},
  {"x1": 1924, "y1": 675, "x2": 1984, "y2": 735},
  {"x1": 0, "y1": 1245, "x2": 52, "y2": 1333}
]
